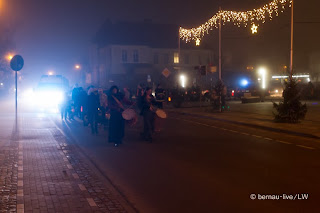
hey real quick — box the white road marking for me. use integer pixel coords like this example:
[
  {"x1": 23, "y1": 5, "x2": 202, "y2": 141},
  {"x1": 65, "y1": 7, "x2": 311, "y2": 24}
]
[
  {"x1": 18, "y1": 173, "x2": 23, "y2": 179},
  {"x1": 173, "y1": 117, "x2": 316, "y2": 150},
  {"x1": 87, "y1": 198, "x2": 97, "y2": 207},
  {"x1": 264, "y1": 138, "x2": 273, "y2": 141},
  {"x1": 78, "y1": 184, "x2": 87, "y2": 191},
  {"x1": 17, "y1": 141, "x2": 24, "y2": 211},
  {"x1": 241, "y1": 133, "x2": 250, "y2": 136},
  {"x1": 296, "y1": 145, "x2": 315, "y2": 150},
  {"x1": 17, "y1": 204, "x2": 24, "y2": 213},
  {"x1": 275, "y1": 140, "x2": 292, "y2": 145},
  {"x1": 72, "y1": 173, "x2": 80, "y2": 179},
  {"x1": 17, "y1": 189, "x2": 23, "y2": 197}
]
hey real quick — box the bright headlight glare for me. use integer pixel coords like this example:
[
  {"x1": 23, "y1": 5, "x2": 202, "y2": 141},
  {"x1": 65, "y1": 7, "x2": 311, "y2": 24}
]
[{"x1": 35, "y1": 91, "x2": 64, "y2": 106}]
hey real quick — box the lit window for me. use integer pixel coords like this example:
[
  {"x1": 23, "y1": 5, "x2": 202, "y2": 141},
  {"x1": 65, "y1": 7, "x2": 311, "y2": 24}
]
[
  {"x1": 133, "y1": 50, "x2": 139, "y2": 63},
  {"x1": 122, "y1": 50, "x2": 127, "y2": 63},
  {"x1": 174, "y1": 52, "x2": 179, "y2": 64}
]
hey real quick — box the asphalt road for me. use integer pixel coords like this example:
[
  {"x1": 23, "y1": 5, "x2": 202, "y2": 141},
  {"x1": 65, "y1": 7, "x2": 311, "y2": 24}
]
[{"x1": 49, "y1": 111, "x2": 320, "y2": 213}]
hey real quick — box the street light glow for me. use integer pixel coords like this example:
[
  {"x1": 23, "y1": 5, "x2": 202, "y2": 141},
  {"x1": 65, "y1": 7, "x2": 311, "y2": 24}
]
[
  {"x1": 180, "y1": 75, "x2": 186, "y2": 88},
  {"x1": 75, "y1": 64, "x2": 81, "y2": 69},
  {"x1": 7, "y1": 54, "x2": 14, "y2": 61},
  {"x1": 258, "y1": 67, "x2": 267, "y2": 89},
  {"x1": 48, "y1": 71, "x2": 54, "y2": 76}
]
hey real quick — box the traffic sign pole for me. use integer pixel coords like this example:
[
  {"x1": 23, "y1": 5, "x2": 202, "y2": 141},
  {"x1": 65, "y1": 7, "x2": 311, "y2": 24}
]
[
  {"x1": 15, "y1": 71, "x2": 17, "y2": 119},
  {"x1": 10, "y1": 55, "x2": 24, "y2": 126}
]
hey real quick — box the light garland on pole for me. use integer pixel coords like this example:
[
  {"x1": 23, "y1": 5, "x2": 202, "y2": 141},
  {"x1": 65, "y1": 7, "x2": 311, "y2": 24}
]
[{"x1": 180, "y1": 0, "x2": 292, "y2": 43}]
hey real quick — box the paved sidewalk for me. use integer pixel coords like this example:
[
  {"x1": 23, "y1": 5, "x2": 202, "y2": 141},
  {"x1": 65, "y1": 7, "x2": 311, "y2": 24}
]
[
  {"x1": 167, "y1": 101, "x2": 320, "y2": 139},
  {"x1": 0, "y1": 113, "x2": 133, "y2": 213}
]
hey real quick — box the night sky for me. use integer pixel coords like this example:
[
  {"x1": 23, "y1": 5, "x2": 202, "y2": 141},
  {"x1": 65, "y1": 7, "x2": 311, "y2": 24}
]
[{"x1": 1, "y1": 0, "x2": 320, "y2": 85}]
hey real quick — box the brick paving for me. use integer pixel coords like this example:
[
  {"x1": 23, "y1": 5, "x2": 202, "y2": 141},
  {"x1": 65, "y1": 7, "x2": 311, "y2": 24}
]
[
  {"x1": 0, "y1": 133, "x2": 19, "y2": 213},
  {"x1": 0, "y1": 114, "x2": 131, "y2": 213}
]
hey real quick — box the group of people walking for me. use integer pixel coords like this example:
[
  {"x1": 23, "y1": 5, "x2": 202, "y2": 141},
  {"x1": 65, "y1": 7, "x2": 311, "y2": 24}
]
[{"x1": 61, "y1": 84, "x2": 166, "y2": 147}]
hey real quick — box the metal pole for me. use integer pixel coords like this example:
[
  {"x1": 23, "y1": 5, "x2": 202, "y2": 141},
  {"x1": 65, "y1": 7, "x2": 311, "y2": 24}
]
[
  {"x1": 15, "y1": 71, "x2": 17, "y2": 120},
  {"x1": 178, "y1": 27, "x2": 181, "y2": 63},
  {"x1": 219, "y1": 6, "x2": 222, "y2": 112},
  {"x1": 289, "y1": 0, "x2": 294, "y2": 80}
]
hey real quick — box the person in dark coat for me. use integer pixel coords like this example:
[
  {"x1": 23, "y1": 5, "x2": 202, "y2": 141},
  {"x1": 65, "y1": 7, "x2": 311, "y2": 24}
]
[
  {"x1": 87, "y1": 88, "x2": 100, "y2": 134},
  {"x1": 155, "y1": 84, "x2": 165, "y2": 109},
  {"x1": 108, "y1": 86, "x2": 125, "y2": 147},
  {"x1": 140, "y1": 87, "x2": 156, "y2": 142}
]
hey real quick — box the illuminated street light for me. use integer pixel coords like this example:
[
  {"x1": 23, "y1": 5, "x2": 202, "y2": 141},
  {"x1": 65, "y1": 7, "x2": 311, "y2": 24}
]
[
  {"x1": 258, "y1": 67, "x2": 267, "y2": 89},
  {"x1": 6, "y1": 54, "x2": 14, "y2": 62},
  {"x1": 180, "y1": 75, "x2": 186, "y2": 88},
  {"x1": 75, "y1": 64, "x2": 81, "y2": 69}
]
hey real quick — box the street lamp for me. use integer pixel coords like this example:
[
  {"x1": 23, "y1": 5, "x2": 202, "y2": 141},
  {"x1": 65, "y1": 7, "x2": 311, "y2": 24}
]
[
  {"x1": 258, "y1": 67, "x2": 267, "y2": 89},
  {"x1": 6, "y1": 54, "x2": 14, "y2": 62},
  {"x1": 75, "y1": 64, "x2": 81, "y2": 70},
  {"x1": 180, "y1": 75, "x2": 186, "y2": 88}
]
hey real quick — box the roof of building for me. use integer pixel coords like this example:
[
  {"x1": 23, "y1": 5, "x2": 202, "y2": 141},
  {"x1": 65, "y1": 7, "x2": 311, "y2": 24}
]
[{"x1": 93, "y1": 20, "x2": 179, "y2": 49}]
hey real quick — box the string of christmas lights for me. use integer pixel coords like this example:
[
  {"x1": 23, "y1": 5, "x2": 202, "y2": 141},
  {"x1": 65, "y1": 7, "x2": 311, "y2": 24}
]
[{"x1": 180, "y1": 0, "x2": 292, "y2": 43}]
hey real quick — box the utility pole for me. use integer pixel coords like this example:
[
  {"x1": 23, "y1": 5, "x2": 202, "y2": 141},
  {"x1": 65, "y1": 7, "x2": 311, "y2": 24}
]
[
  {"x1": 219, "y1": 6, "x2": 222, "y2": 112},
  {"x1": 289, "y1": 0, "x2": 294, "y2": 80}
]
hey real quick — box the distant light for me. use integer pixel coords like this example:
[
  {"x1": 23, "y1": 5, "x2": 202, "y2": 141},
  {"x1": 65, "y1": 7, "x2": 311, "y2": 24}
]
[
  {"x1": 272, "y1": 76, "x2": 288, "y2": 79},
  {"x1": 180, "y1": 75, "x2": 186, "y2": 88},
  {"x1": 0, "y1": 83, "x2": 3, "y2": 86},
  {"x1": 168, "y1": 97, "x2": 172, "y2": 102},
  {"x1": 48, "y1": 71, "x2": 54, "y2": 75},
  {"x1": 195, "y1": 38, "x2": 200, "y2": 46},
  {"x1": 240, "y1": 79, "x2": 249, "y2": 87},
  {"x1": 7, "y1": 54, "x2": 14, "y2": 61},
  {"x1": 247, "y1": 66, "x2": 254, "y2": 70},
  {"x1": 258, "y1": 67, "x2": 267, "y2": 89},
  {"x1": 272, "y1": 75, "x2": 310, "y2": 79},
  {"x1": 251, "y1": 24, "x2": 258, "y2": 34},
  {"x1": 307, "y1": 78, "x2": 311, "y2": 82},
  {"x1": 75, "y1": 64, "x2": 81, "y2": 69},
  {"x1": 275, "y1": 89, "x2": 279, "y2": 93}
]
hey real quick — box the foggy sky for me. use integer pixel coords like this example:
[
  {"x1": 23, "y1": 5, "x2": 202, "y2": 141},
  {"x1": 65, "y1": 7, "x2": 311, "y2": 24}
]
[{"x1": 2, "y1": 0, "x2": 320, "y2": 84}]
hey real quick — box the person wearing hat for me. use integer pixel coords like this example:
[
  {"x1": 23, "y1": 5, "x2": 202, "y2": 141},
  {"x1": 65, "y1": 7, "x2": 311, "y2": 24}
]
[{"x1": 108, "y1": 86, "x2": 125, "y2": 147}]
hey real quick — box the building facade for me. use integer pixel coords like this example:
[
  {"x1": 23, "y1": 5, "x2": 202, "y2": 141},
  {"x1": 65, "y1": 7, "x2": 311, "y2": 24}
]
[{"x1": 88, "y1": 21, "x2": 214, "y2": 89}]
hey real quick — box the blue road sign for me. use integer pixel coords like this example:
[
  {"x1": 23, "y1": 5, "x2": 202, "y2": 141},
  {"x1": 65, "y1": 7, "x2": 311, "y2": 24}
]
[{"x1": 10, "y1": 55, "x2": 24, "y2": 71}]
